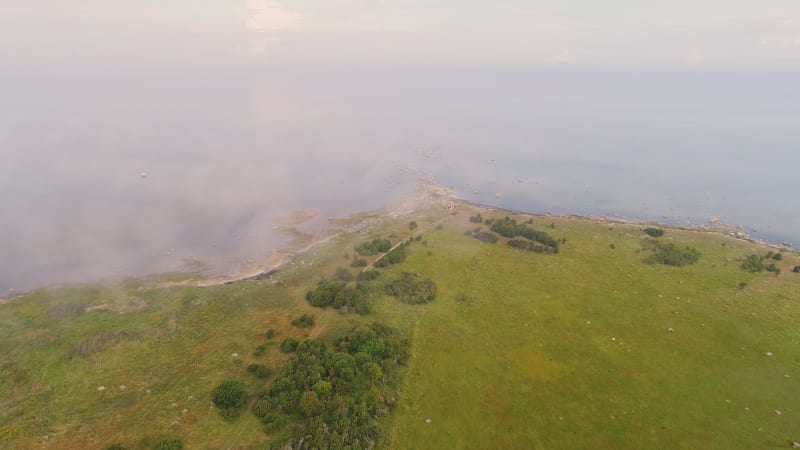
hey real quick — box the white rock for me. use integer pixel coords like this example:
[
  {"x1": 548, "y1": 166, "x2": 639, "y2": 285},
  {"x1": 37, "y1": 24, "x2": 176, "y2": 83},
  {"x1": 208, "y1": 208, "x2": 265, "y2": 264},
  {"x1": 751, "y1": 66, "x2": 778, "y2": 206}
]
[
  {"x1": 775, "y1": 410, "x2": 782, "y2": 415},
  {"x1": 425, "y1": 418, "x2": 432, "y2": 424},
  {"x1": 765, "y1": 352, "x2": 773, "y2": 356},
  {"x1": 97, "y1": 386, "x2": 106, "y2": 391},
  {"x1": 231, "y1": 353, "x2": 239, "y2": 358}
]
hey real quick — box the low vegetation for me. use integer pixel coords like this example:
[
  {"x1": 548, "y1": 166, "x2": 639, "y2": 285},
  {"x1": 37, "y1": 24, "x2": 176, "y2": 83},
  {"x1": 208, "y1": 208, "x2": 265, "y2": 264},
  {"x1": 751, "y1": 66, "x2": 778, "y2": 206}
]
[
  {"x1": 643, "y1": 227, "x2": 665, "y2": 237},
  {"x1": 490, "y1": 216, "x2": 560, "y2": 252},
  {"x1": 354, "y1": 238, "x2": 391, "y2": 256},
  {"x1": 641, "y1": 238, "x2": 701, "y2": 266},
  {"x1": 386, "y1": 272, "x2": 438, "y2": 304},
  {"x1": 290, "y1": 313, "x2": 315, "y2": 328},
  {"x1": 252, "y1": 323, "x2": 408, "y2": 449}
]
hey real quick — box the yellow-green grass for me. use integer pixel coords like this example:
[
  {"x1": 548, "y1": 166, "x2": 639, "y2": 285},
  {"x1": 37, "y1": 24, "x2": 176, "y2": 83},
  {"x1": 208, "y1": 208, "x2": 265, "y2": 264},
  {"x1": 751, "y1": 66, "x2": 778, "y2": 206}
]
[
  {"x1": 387, "y1": 210, "x2": 800, "y2": 449},
  {"x1": 1, "y1": 202, "x2": 799, "y2": 449}
]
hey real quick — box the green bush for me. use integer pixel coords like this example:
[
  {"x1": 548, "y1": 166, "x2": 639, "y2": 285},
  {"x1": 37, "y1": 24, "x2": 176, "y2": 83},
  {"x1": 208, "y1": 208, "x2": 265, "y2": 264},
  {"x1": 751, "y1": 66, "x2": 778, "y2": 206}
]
[
  {"x1": 280, "y1": 338, "x2": 299, "y2": 353},
  {"x1": 354, "y1": 239, "x2": 392, "y2": 256},
  {"x1": 106, "y1": 444, "x2": 125, "y2": 450},
  {"x1": 643, "y1": 227, "x2": 665, "y2": 237},
  {"x1": 265, "y1": 329, "x2": 275, "y2": 339},
  {"x1": 507, "y1": 239, "x2": 528, "y2": 249},
  {"x1": 291, "y1": 314, "x2": 315, "y2": 329},
  {"x1": 213, "y1": 379, "x2": 246, "y2": 410},
  {"x1": 356, "y1": 270, "x2": 380, "y2": 282},
  {"x1": 469, "y1": 213, "x2": 483, "y2": 223},
  {"x1": 153, "y1": 438, "x2": 183, "y2": 450},
  {"x1": 794, "y1": 265, "x2": 800, "y2": 273},
  {"x1": 247, "y1": 364, "x2": 273, "y2": 379},
  {"x1": 386, "y1": 272, "x2": 437, "y2": 304},
  {"x1": 374, "y1": 243, "x2": 407, "y2": 267},
  {"x1": 741, "y1": 254, "x2": 766, "y2": 273},
  {"x1": 642, "y1": 239, "x2": 700, "y2": 266},
  {"x1": 333, "y1": 267, "x2": 354, "y2": 282},
  {"x1": 409, "y1": 221, "x2": 418, "y2": 230},
  {"x1": 253, "y1": 343, "x2": 268, "y2": 357},
  {"x1": 351, "y1": 258, "x2": 368, "y2": 268},
  {"x1": 490, "y1": 217, "x2": 560, "y2": 251}
]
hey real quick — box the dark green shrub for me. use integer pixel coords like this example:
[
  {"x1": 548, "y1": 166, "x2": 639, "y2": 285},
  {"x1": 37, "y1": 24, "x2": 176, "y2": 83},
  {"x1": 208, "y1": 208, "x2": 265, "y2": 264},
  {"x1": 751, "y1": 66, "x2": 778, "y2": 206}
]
[
  {"x1": 794, "y1": 265, "x2": 800, "y2": 273},
  {"x1": 153, "y1": 438, "x2": 183, "y2": 450},
  {"x1": 351, "y1": 258, "x2": 368, "y2": 268},
  {"x1": 354, "y1": 239, "x2": 391, "y2": 256},
  {"x1": 741, "y1": 254, "x2": 766, "y2": 273},
  {"x1": 106, "y1": 444, "x2": 125, "y2": 450},
  {"x1": 280, "y1": 338, "x2": 299, "y2": 353},
  {"x1": 253, "y1": 343, "x2": 268, "y2": 357},
  {"x1": 643, "y1": 227, "x2": 665, "y2": 237},
  {"x1": 266, "y1": 329, "x2": 275, "y2": 339},
  {"x1": 212, "y1": 379, "x2": 246, "y2": 410},
  {"x1": 291, "y1": 314, "x2": 315, "y2": 329},
  {"x1": 642, "y1": 239, "x2": 700, "y2": 266},
  {"x1": 356, "y1": 270, "x2": 380, "y2": 282},
  {"x1": 333, "y1": 267, "x2": 353, "y2": 282},
  {"x1": 247, "y1": 364, "x2": 273, "y2": 379},
  {"x1": 469, "y1": 213, "x2": 483, "y2": 223},
  {"x1": 386, "y1": 272, "x2": 437, "y2": 304},
  {"x1": 409, "y1": 221, "x2": 418, "y2": 230},
  {"x1": 374, "y1": 243, "x2": 406, "y2": 267},
  {"x1": 507, "y1": 239, "x2": 528, "y2": 249}
]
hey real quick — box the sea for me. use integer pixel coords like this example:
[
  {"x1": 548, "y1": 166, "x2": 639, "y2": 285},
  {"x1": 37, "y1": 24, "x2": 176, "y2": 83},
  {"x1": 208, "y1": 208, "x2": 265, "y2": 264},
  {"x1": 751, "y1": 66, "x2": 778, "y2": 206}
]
[{"x1": 2, "y1": 67, "x2": 799, "y2": 294}]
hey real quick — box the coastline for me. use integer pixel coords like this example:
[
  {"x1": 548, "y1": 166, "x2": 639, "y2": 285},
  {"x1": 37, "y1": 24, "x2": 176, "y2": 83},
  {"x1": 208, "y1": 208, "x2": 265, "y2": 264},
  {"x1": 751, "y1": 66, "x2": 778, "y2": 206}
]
[{"x1": 1, "y1": 177, "x2": 794, "y2": 303}]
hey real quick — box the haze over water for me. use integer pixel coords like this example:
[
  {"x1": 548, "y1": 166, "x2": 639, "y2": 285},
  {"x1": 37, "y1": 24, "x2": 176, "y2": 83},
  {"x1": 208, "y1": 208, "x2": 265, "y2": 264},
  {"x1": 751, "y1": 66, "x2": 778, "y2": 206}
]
[{"x1": 2, "y1": 2, "x2": 800, "y2": 293}]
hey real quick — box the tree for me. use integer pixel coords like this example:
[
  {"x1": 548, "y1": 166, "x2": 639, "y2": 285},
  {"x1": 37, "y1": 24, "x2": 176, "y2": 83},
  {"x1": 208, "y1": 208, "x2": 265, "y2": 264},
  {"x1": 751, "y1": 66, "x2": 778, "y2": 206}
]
[
  {"x1": 643, "y1": 227, "x2": 665, "y2": 237},
  {"x1": 299, "y1": 391, "x2": 322, "y2": 416},
  {"x1": 213, "y1": 380, "x2": 246, "y2": 410}
]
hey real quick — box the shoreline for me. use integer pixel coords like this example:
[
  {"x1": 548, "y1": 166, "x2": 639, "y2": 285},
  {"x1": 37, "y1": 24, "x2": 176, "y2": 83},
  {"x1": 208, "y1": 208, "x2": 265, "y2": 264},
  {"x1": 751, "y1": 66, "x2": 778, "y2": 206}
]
[{"x1": 1, "y1": 178, "x2": 794, "y2": 303}]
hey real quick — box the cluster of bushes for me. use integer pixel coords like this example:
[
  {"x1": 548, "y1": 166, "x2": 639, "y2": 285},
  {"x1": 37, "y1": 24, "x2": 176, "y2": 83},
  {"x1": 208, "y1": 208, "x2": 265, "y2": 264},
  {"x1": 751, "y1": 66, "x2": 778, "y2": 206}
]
[
  {"x1": 766, "y1": 250, "x2": 783, "y2": 261},
  {"x1": 247, "y1": 363, "x2": 273, "y2": 379},
  {"x1": 251, "y1": 323, "x2": 409, "y2": 449},
  {"x1": 469, "y1": 213, "x2": 483, "y2": 223},
  {"x1": 490, "y1": 217, "x2": 560, "y2": 252},
  {"x1": 291, "y1": 314, "x2": 315, "y2": 329},
  {"x1": 305, "y1": 279, "x2": 370, "y2": 314},
  {"x1": 464, "y1": 227, "x2": 499, "y2": 243},
  {"x1": 741, "y1": 254, "x2": 781, "y2": 275},
  {"x1": 280, "y1": 338, "x2": 299, "y2": 353},
  {"x1": 385, "y1": 272, "x2": 437, "y2": 304},
  {"x1": 354, "y1": 239, "x2": 391, "y2": 256},
  {"x1": 351, "y1": 258, "x2": 368, "y2": 268},
  {"x1": 212, "y1": 379, "x2": 247, "y2": 420},
  {"x1": 643, "y1": 227, "x2": 665, "y2": 237},
  {"x1": 333, "y1": 267, "x2": 354, "y2": 282},
  {"x1": 373, "y1": 241, "x2": 407, "y2": 267},
  {"x1": 641, "y1": 239, "x2": 701, "y2": 266}
]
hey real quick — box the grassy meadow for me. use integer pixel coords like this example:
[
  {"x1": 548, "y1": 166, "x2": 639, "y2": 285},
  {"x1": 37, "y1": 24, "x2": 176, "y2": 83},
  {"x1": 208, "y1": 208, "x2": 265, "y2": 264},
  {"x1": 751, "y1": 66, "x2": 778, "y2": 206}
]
[{"x1": 1, "y1": 200, "x2": 799, "y2": 449}]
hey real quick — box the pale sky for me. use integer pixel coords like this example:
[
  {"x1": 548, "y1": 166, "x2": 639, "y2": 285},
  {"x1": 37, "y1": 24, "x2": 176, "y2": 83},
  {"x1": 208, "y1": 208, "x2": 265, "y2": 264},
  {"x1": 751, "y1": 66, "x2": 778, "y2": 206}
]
[{"x1": 2, "y1": 1, "x2": 800, "y2": 73}]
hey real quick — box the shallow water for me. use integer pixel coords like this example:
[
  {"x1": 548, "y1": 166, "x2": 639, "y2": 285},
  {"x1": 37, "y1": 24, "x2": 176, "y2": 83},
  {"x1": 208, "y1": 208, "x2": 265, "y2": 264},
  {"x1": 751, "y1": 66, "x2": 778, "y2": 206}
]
[{"x1": 2, "y1": 68, "x2": 799, "y2": 293}]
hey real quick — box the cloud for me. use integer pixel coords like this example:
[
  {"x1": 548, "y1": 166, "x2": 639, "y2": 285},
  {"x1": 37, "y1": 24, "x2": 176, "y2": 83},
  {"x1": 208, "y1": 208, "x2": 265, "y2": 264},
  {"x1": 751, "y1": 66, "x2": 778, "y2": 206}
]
[
  {"x1": 759, "y1": 36, "x2": 800, "y2": 48},
  {"x1": 245, "y1": 0, "x2": 301, "y2": 33}
]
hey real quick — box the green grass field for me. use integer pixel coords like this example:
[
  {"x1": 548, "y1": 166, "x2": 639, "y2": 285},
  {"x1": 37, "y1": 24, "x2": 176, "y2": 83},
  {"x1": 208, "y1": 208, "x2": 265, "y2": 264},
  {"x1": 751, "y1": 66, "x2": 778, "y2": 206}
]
[{"x1": 1, "y1": 201, "x2": 799, "y2": 449}]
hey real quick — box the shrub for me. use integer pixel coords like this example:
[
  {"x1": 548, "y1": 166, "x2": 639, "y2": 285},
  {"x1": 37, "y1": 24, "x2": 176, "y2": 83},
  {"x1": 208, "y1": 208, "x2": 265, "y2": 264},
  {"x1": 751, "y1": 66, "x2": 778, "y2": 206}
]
[
  {"x1": 386, "y1": 272, "x2": 437, "y2": 304},
  {"x1": 435, "y1": 224, "x2": 443, "y2": 230},
  {"x1": 356, "y1": 270, "x2": 380, "y2": 282},
  {"x1": 280, "y1": 338, "x2": 299, "y2": 353},
  {"x1": 354, "y1": 239, "x2": 391, "y2": 256},
  {"x1": 106, "y1": 444, "x2": 125, "y2": 450},
  {"x1": 490, "y1": 216, "x2": 560, "y2": 251},
  {"x1": 507, "y1": 239, "x2": 528, "y2": 249},
  {"x1": 253, "y1": 343, "x2": 268, "y2": 357},
  {"x1": 794, "y1": 265, "x2": 800, "y2": 273},
  {"x1": 474, "y1": 231, "x2": 499, "y2": 243},
  {"x1": 247, "y1": 364, "x2": 273, "y2": 379},
  {"x1": 469, "y1": 213, "x2": 483, "y2": 223},
  {"x1": 153, "y1": 439, "x2": 183, "y2": 450},
  {"x1": 351, "y1": 258, "x2": 368, "y2": 268},
  {"x1": 265, "y1": 329, "x2": 275, "y2": 339},
  {"x1": 333, "y1": 267, "x2": 354, "y2": 282},
  {"x1": 291, "y1": 314, "x2": 315, "y2": 329},
  {"x1": 643, "y1": 227, "x2": 665, "y2": 237},
  {"x1": 409, "y1": 221, "x2": 418, "y2": 230},
  {"x1": 642, "y1": 239, "x2": 700, "y2": 266},
  {"x1": 374, "y1": 243, "x2": 406, "y2": 267},
  {"x1": 741, "y1": 254, "x2": 766, "y2": 273},
  {"x1": 213, "y1": 379, "x2": 246, "y2": 410}
]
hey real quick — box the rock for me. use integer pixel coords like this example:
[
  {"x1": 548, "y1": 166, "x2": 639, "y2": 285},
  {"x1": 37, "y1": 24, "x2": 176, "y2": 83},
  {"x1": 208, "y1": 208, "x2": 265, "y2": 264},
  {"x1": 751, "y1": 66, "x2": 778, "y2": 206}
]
[
  {"x1": 791, "y1": 441, "x2": 800, "y2": 448},
  {"x1": 775, "y1": 410, "x2": 782, "y2": 415},
  {"x1": 97, "y1": 386, "x2": 106, "y2": 391},
  {"x1": 231, "y1": 353, "x2": 239, "y2": 358},
  {"x1": 667, "y1": 327, "x2": 675, "y2": 333},
  {"x1": 766, "y1": 352, "x2": 773, "y2": 356},
  {"x1": 425, "y1": 418, "x2": 432, "y2": 424},
  {"x1": 182, "y1": 409, "x2": 188, "y2": 414},
  {"x1": 119, "y1": 385, "x2": 126, "y2": 390}
]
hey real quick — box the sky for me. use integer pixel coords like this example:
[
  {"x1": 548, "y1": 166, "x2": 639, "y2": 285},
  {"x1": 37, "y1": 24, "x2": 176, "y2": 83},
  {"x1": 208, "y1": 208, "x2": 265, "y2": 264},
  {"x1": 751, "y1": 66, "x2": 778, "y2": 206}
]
[{"x1": 2, "y1": 1, "x2": 800, "y2": 73}]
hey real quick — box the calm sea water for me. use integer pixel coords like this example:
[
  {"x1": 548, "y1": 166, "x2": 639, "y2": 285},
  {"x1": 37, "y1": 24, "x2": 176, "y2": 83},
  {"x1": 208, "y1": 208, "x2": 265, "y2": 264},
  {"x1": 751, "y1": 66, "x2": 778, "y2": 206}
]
[{"x1": 2, "y1": 68, "x2": 799, "y2": 293}]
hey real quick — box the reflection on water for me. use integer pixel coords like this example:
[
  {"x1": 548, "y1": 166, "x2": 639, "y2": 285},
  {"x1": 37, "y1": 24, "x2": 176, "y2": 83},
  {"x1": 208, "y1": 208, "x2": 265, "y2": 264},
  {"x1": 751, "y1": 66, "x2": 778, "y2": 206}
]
[{"x1": 2, "y1": 68, "x2": 799, "y2": 293}]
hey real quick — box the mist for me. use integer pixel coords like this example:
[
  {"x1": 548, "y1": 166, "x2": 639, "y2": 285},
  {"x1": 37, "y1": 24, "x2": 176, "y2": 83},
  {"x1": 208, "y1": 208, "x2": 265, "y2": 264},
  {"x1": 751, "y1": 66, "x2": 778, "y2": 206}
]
[{"x1": 3, "y1": 2, "x2": 800, "y2": 294}]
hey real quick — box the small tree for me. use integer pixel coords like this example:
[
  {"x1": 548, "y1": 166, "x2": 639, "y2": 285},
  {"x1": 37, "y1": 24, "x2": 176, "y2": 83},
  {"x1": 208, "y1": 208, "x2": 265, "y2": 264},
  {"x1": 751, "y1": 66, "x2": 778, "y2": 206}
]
[
  {"x1": 213, "y1": 379, "x2": 246, "y2": 410},
  {"x1": 409, "y1": 221, "x2": 418, "y2": 230},
  {"x1": 643, "y1": 227, "x2": 665, "y2": 237}
]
